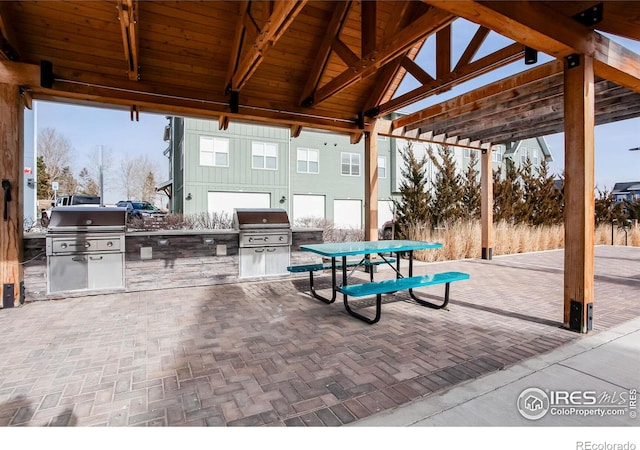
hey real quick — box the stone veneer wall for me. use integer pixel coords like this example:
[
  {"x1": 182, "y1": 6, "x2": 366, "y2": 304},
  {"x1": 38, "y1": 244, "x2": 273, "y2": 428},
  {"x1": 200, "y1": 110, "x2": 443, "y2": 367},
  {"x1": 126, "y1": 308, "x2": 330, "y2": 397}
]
[{"x1": 22, "y1": 228, "x2": 323, "y2": 301}]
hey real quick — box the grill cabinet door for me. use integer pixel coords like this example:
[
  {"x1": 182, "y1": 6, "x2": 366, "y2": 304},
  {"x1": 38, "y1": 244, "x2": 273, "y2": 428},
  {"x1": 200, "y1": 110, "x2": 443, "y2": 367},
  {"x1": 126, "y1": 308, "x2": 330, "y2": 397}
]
[
  {"x1": 48, "y1": 255, "x2": 89, "y2": 293},
  {"x1": 88, "y1": 253, "x2": 124, "y2": 289},
  {"x1": 239, "y1": 248, "x2": 265, "y2": 278},
  {"x1": 264, "y1": 247, "x2": 289, "y2": 275}
]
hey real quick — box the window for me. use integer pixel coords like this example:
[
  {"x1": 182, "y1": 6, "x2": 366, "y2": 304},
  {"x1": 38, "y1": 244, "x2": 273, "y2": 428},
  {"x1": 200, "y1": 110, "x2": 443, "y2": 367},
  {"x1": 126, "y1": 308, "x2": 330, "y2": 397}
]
[
  {"x1": 521, "y1": 148, "x2": 529, "y2": 163},
  {"x1": 378, "y1": 156, "x2": 387, "y2": 179},
  {"x1": 252, "y1": 142, "x2": 278, "y2": 170},
  {"x1": 297, "y1": 148, "x2": 319, "y2": 174},
  {"x1": 341, "y1": 152, "x2": 360, "y2": 176},
  {"x1": 463, "y1": 148, "x2": 471, "y2": 159},
  {"x1": 532, "y1": 149, "x2": 539, "y2": 165},
  {"x1": 199, "y1": 136, "x2": 229, "y2": 167},
  {"x1": 492, "y1": 147, "x2": 502, "y2": 162}
]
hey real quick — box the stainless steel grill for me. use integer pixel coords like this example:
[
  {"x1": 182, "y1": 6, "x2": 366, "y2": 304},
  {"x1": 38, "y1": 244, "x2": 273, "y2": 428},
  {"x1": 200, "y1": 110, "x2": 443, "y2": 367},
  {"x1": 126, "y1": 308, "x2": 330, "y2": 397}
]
[
  {"x1": 233, "y1": 208, "x2": 291, "y2": 277},
  {"x1": 46, "y1": 207, "x2": 127, "y2": 294}
]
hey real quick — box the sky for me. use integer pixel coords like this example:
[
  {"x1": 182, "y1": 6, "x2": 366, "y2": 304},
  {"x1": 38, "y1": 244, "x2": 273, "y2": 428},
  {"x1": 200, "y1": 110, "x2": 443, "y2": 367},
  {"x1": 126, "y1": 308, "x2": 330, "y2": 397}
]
[
  {"x1": 33, "y1": 19, "x2": 640, "y2": 201},
  {"x1": 35, "y1": 101, "x2": 169, "y2": 204}
]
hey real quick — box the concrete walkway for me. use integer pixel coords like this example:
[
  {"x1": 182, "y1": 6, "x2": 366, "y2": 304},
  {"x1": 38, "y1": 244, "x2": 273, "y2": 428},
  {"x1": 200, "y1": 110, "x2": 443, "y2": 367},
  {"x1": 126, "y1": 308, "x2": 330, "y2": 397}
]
[{"x1": 0, "y1": 245, "x2": 638, "y2": 427}]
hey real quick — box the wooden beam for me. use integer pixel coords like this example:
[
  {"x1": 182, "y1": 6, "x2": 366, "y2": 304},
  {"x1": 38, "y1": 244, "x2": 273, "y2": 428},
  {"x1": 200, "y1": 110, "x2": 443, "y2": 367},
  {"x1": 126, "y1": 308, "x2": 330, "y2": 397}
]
[
  {"x1": 364, "y1": 129, "x2": 379, "y2": 241},
  {"x1": 298, "y1": 1, "x2": 351, "y2": 106},
  {"x1": 426, "y1": 1, "x2": 640, "y2": 94},
  {"x1": 226, "y1": 1, "x2": 250, "y2": 93},
  {"x1": 393, "y1": 60, "x2": 563, "y2": 131},
  {"x1": 117, "y1": 0, "x2": 139, "y2": 82},
  {"x1": 0, "y1": 61, "x2": 40, "y2": 86},
  {"x1": 376, "y1": 42, "x2": 524, "y2": 117},
  {"x1": 361, "y1": 0, "x2": 376, "y2": 57},
  {"x1": 290, "y1": 124, "x2": 302, "y2": 138},
  {"x1": 400, "y1": 55, "x2": 434, "y2": 85},
  {"x1": 331, "y1": 38, "x2": 360, "y2": 68},
  {"x1": 436, "y1": 24, "x2": 451, "y2": 80},
  {"x1": 454, "y1": 25, "x2": 490, "y2": 71},
  {"x1": 313, "y1": 7, "x2": 454, "y2": 105},
  {"x1": 0, "y1": 82, "x2": 24, "y2": 308},
  {"x1": 563, "y1": 53, "x2": 595, "y2": 333},
  {"x1": 480, "y1": 146, "x2": 492, "y2": 260},
  {"x1": 230, "y1": 0, "x2": 307, "y2": 91}
]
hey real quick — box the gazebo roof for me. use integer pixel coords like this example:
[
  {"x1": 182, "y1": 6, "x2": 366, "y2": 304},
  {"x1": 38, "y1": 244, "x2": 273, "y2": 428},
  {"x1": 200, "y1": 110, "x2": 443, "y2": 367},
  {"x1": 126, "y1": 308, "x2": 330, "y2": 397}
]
[{"x1": 1, "y1": 1, "x2": 640, "y2": 144}]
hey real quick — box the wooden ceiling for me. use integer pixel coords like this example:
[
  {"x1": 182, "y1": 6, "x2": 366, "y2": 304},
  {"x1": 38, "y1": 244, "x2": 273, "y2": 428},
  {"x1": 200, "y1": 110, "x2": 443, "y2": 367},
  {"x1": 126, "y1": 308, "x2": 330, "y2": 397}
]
[{"x1": 1, "y1": 1, "x2": 640, "y2": 146}]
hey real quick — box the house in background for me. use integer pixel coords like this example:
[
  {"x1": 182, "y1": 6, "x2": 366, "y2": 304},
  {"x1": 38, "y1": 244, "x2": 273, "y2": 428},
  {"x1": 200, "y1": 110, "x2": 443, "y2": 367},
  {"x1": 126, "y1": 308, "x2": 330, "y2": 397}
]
[
  {"x1": 162, "y1": 117, "x2": 553, "y2": 229},
  {"x1": 612, "y1": 182, "x2": 640, "y2": 203}
]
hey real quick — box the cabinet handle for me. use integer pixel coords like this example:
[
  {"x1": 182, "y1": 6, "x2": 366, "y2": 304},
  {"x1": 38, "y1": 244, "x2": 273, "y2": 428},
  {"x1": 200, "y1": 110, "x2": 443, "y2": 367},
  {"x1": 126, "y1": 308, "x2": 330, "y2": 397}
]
[
  {"x1": 72, "y1": 256, "x2": 86, "y2": 262},
  {"x1": 89, "y1": 256, "x2": 104, "y2": 261},
  {"x1": 254, "y1": 248, "x2": 265, "y2": 253},
  {"x1": 266, "y1": 248, "x2": 277, "y2": 252}
]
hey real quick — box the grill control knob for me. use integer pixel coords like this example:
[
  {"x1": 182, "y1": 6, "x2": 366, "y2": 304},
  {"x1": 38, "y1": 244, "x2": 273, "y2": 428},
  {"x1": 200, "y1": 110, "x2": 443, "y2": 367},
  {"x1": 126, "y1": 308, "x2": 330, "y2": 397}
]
[
  {"x1": 249, "y1": 237, "x2": 253, "y2": 242},
  {"x1": 279, "y1": 236, "x2": 283, "y2": 241},
  {"x1": 264, "y1": 236, "x2": 269, "y2": 241},
  {"x1": 61, "y1": 243, "x2": 68, "y2": 249},
  {"x1": 85, "y1": 242, "x2": 91, "y2": 248},
  {"x1": 107, "y1": 241, "x2": 113, "y2": 247}
]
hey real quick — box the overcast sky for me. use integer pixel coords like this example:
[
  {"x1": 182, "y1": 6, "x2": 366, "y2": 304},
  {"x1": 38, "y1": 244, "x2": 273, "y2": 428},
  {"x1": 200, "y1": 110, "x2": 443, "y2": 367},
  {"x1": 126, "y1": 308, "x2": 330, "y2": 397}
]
[{"x1": 35, "y1": 20, "x2": 640, "y2": 199}]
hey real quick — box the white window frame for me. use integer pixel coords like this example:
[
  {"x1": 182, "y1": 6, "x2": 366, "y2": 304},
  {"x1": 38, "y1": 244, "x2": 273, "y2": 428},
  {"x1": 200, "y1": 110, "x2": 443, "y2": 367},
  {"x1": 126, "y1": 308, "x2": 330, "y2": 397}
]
[
  {"x1": 532, "y1": 149, "x2": 539, "y2": 165},
  {"x1": 463, "y1": 148, "x2": 471, "y2": 159},
  {"x1": 378, "y1": 156, "x2": 387, "y2": 179},
  {"x1": 521, "y1": 147, "x2": 529, "y2": 163},
  {"x1": 252, "y1": 141, "x2": 278, "y2": 170},
  {"x1": 492, "y1": 147, "x2": 502, "y2": 163},
  {"x1": 199, "y1": 136, "x2": 229, "y2": 167},
  {"x1": 297, "y1": 148, "x2": 319, "y2": 174},
  {"x1": 341, "y1": 152, "x2": 360, "y2": 176}
]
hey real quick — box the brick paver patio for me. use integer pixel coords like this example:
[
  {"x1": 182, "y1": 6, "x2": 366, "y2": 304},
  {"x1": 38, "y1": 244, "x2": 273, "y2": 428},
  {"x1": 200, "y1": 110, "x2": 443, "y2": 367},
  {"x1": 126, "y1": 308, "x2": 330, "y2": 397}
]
[{"x1": 0, "y1": 245, "x2": 638, "y2": 426}]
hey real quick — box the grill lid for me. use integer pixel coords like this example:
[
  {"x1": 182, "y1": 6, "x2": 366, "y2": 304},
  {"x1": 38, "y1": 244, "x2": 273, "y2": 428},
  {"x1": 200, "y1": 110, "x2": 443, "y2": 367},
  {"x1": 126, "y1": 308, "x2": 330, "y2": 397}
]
[
  {"x1": 233, "y1": 208, "x2": 290, "y2": 230},
  {"x1": 47, "y1": 206, "x2": 127, "y2": 232}
]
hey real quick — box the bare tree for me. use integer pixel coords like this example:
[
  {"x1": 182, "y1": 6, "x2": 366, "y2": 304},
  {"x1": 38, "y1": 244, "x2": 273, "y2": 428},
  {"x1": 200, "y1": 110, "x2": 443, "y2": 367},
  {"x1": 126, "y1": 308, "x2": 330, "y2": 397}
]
[
  {"x1": 84, "y1": 145, "x2": 114, "y2": 197},
  {"x1": 119, "y1": 154, "x2": 159, "y2": 200},
  {"x1": 37, "y1": 128, "x2": 74, "y2": 199}
]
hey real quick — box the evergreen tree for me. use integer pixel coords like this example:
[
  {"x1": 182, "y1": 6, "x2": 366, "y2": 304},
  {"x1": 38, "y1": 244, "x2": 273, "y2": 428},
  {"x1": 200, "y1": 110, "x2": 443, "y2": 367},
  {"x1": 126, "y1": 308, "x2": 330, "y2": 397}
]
[
  {"x1": 392, "y1": 142, "x2": 431, "y2": 239},
  {"x1": 461, "y1": 150, "x2": 481, "y2": 220},
  {"x1": 427, "y1": 144, "x2": 463, "y2": 227},
  {"x1": 36, "y1": 156, "x2": 51, "y2": 200},
  {"x1": 534, "y1": 160, "x2": 563, "y2": 225},
  {"x1": 519, "y1": 158, "x2": 537, "y2": 224},
  {"x1": 58, "y1": 166, "x2": 78, "y2": 196},
  {"x1": 595, "y1": 188, "x2": 625, "y2": 225},
  {"x1": 623, "y1": 198, "x2": 640, "y2": 221},
  {"x1": 493, "y1": 158, "x2": 524, "y2": 224}
]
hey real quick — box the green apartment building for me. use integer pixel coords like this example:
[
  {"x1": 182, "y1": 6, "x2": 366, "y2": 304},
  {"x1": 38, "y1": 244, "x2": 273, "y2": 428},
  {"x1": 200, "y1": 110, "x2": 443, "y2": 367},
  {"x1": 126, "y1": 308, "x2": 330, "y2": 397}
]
[{"x1": 161, "y1": 117, "x2": 553, "y2": 229}]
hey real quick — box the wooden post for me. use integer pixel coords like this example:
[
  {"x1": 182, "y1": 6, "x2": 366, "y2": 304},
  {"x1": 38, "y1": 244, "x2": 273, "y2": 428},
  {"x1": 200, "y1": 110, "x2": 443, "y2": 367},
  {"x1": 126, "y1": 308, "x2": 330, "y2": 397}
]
[
  {"x1": 364, "y1": 129, "x2": 379, "y2": 241},
  {"x1": 480, "y1": 145, "x2": 493, "y2": 260},
  {"x1": 563, "y1": 53, "x2": 595, "y2": 333},
  {"x1": 0, "y1": 83, "x2": 24, "y2": 308}
]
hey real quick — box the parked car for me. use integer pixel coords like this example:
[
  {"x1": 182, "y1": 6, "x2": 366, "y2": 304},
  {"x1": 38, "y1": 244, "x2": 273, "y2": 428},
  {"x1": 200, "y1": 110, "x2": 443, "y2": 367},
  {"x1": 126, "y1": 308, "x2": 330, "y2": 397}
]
[
  {"x1": 40, "y1": 194, "x2": 101, "y2": 227},
  {"x1": 116, "y1": 200, "x2": 166, "y2": 221}
]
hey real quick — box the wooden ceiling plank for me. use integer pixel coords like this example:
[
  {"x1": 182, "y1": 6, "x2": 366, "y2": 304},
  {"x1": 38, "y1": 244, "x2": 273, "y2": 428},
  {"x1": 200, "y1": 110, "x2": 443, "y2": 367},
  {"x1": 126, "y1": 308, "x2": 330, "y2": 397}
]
[
  {"x1": 361, "y1": 0, "x2": 376, "y2": 57},
  {"x1": 0, "y1": 2, "x2": 21, "y2": 61},
  {"x1": 117, "y1": 0, "x2": 139, "y2": 82},
  {"x1": 299, "y1": 1, "x2": 351, "y2": 106},
  {"x1": 454, "y1": 25, "x2": 490, "y2": 71},
  {"x1": 377, "y1": 41, "x2": 524, "y2": 118},
  {"x1": 312, "y1": 7, "x2": 454, "y2": 106},
  {"x1": 392, "y1": 60, "x2": 563, "y2": 130},
  {"x1": 231, "y1": 0, "x2": 307, "y2": 91}
]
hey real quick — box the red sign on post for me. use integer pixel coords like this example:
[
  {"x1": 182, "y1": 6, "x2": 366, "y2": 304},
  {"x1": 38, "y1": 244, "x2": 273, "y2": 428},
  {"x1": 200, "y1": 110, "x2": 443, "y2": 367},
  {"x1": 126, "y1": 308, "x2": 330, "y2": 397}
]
[{"x1": 24, "y1": 167, "x2": 32, "y2": 174}]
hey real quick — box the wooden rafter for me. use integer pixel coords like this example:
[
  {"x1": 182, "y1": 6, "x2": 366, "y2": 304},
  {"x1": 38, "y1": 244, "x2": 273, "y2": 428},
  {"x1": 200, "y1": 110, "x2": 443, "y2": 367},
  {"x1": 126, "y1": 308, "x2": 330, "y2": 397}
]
[
  {"x1": 229, "y1": 0, "x2": 307, "y2": 92},
  {"x1": 299, "y1": 1, "x2": 351, "y2": 106},
  {"x1": 361, "y1": 0, "x2": 376, "y2": 57},
  {"x1": 226, "y1": 1, "x2": 250, "y2": 93},
  {"x1": 312, "y1": 6, "x2": 454, "y2": 106},
  {"x1": 454, "y1": 25, "x2": 490, "y2": 71},
  {"x1": 436, "y1": 24, "x2": 451, "y2": 79},
  {"x1": 373, "y1": 41, "x2": 524, "y2": 117},
  {"x1": 117, "y1": 0, "x2": 139, "y2": 82}
]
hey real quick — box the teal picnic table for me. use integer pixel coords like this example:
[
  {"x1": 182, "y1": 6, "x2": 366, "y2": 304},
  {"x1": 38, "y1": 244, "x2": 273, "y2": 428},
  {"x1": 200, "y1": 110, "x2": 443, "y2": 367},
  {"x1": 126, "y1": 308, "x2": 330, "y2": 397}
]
[{"x1": 295, "y1": 240, "x2": 469, "y2": 324}]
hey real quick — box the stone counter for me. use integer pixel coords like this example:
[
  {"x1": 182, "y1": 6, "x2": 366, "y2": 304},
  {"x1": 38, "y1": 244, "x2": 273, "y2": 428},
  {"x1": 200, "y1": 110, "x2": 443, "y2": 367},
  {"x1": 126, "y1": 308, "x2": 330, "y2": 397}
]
[{"x1": 23, "y1": 228, "x2": 323, "y2": 301}]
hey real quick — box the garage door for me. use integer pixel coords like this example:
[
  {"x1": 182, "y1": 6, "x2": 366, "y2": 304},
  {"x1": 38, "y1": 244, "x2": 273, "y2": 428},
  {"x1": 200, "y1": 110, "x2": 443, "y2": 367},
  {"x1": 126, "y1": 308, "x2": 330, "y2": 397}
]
[
  {"x1": 378, "y1": 200, "x2": 394, "y2": 226},
  {"x1": 333, "y1": 199, "x2": 361, "y2": 229},
  {"x1": 292, "y1": 195, "x2": 325, "y2": 225},
  {"x1": 208, "y1": 192, "x2": 271, "y2": 217}
]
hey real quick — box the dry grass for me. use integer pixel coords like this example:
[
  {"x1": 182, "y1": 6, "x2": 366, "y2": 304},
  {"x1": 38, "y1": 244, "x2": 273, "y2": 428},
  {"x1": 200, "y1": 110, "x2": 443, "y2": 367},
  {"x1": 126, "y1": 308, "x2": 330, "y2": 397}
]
[{"x1": 405, "y1": 220, "x2": 639, "y2": 262}]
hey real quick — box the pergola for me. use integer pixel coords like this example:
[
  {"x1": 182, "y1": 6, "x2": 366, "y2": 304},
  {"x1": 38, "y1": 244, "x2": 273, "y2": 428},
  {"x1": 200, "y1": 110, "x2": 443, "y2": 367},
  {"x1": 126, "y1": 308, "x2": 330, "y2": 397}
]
[{"x1": 2, "y1": 1, "x2": 640, "y2": 333}]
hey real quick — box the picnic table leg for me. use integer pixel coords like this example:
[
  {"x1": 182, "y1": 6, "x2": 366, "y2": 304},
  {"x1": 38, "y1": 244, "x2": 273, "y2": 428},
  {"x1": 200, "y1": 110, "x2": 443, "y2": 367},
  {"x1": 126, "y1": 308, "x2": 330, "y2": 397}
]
[
  {"x1": 341, "y1": 255, "x2": 382, "y2": 324},
  {"x1": 309, "y1": 257, "x2": 337, "y2": 304},
  {"x1": 407, "y1": 250, "x2": 450, "y2": 309}
]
